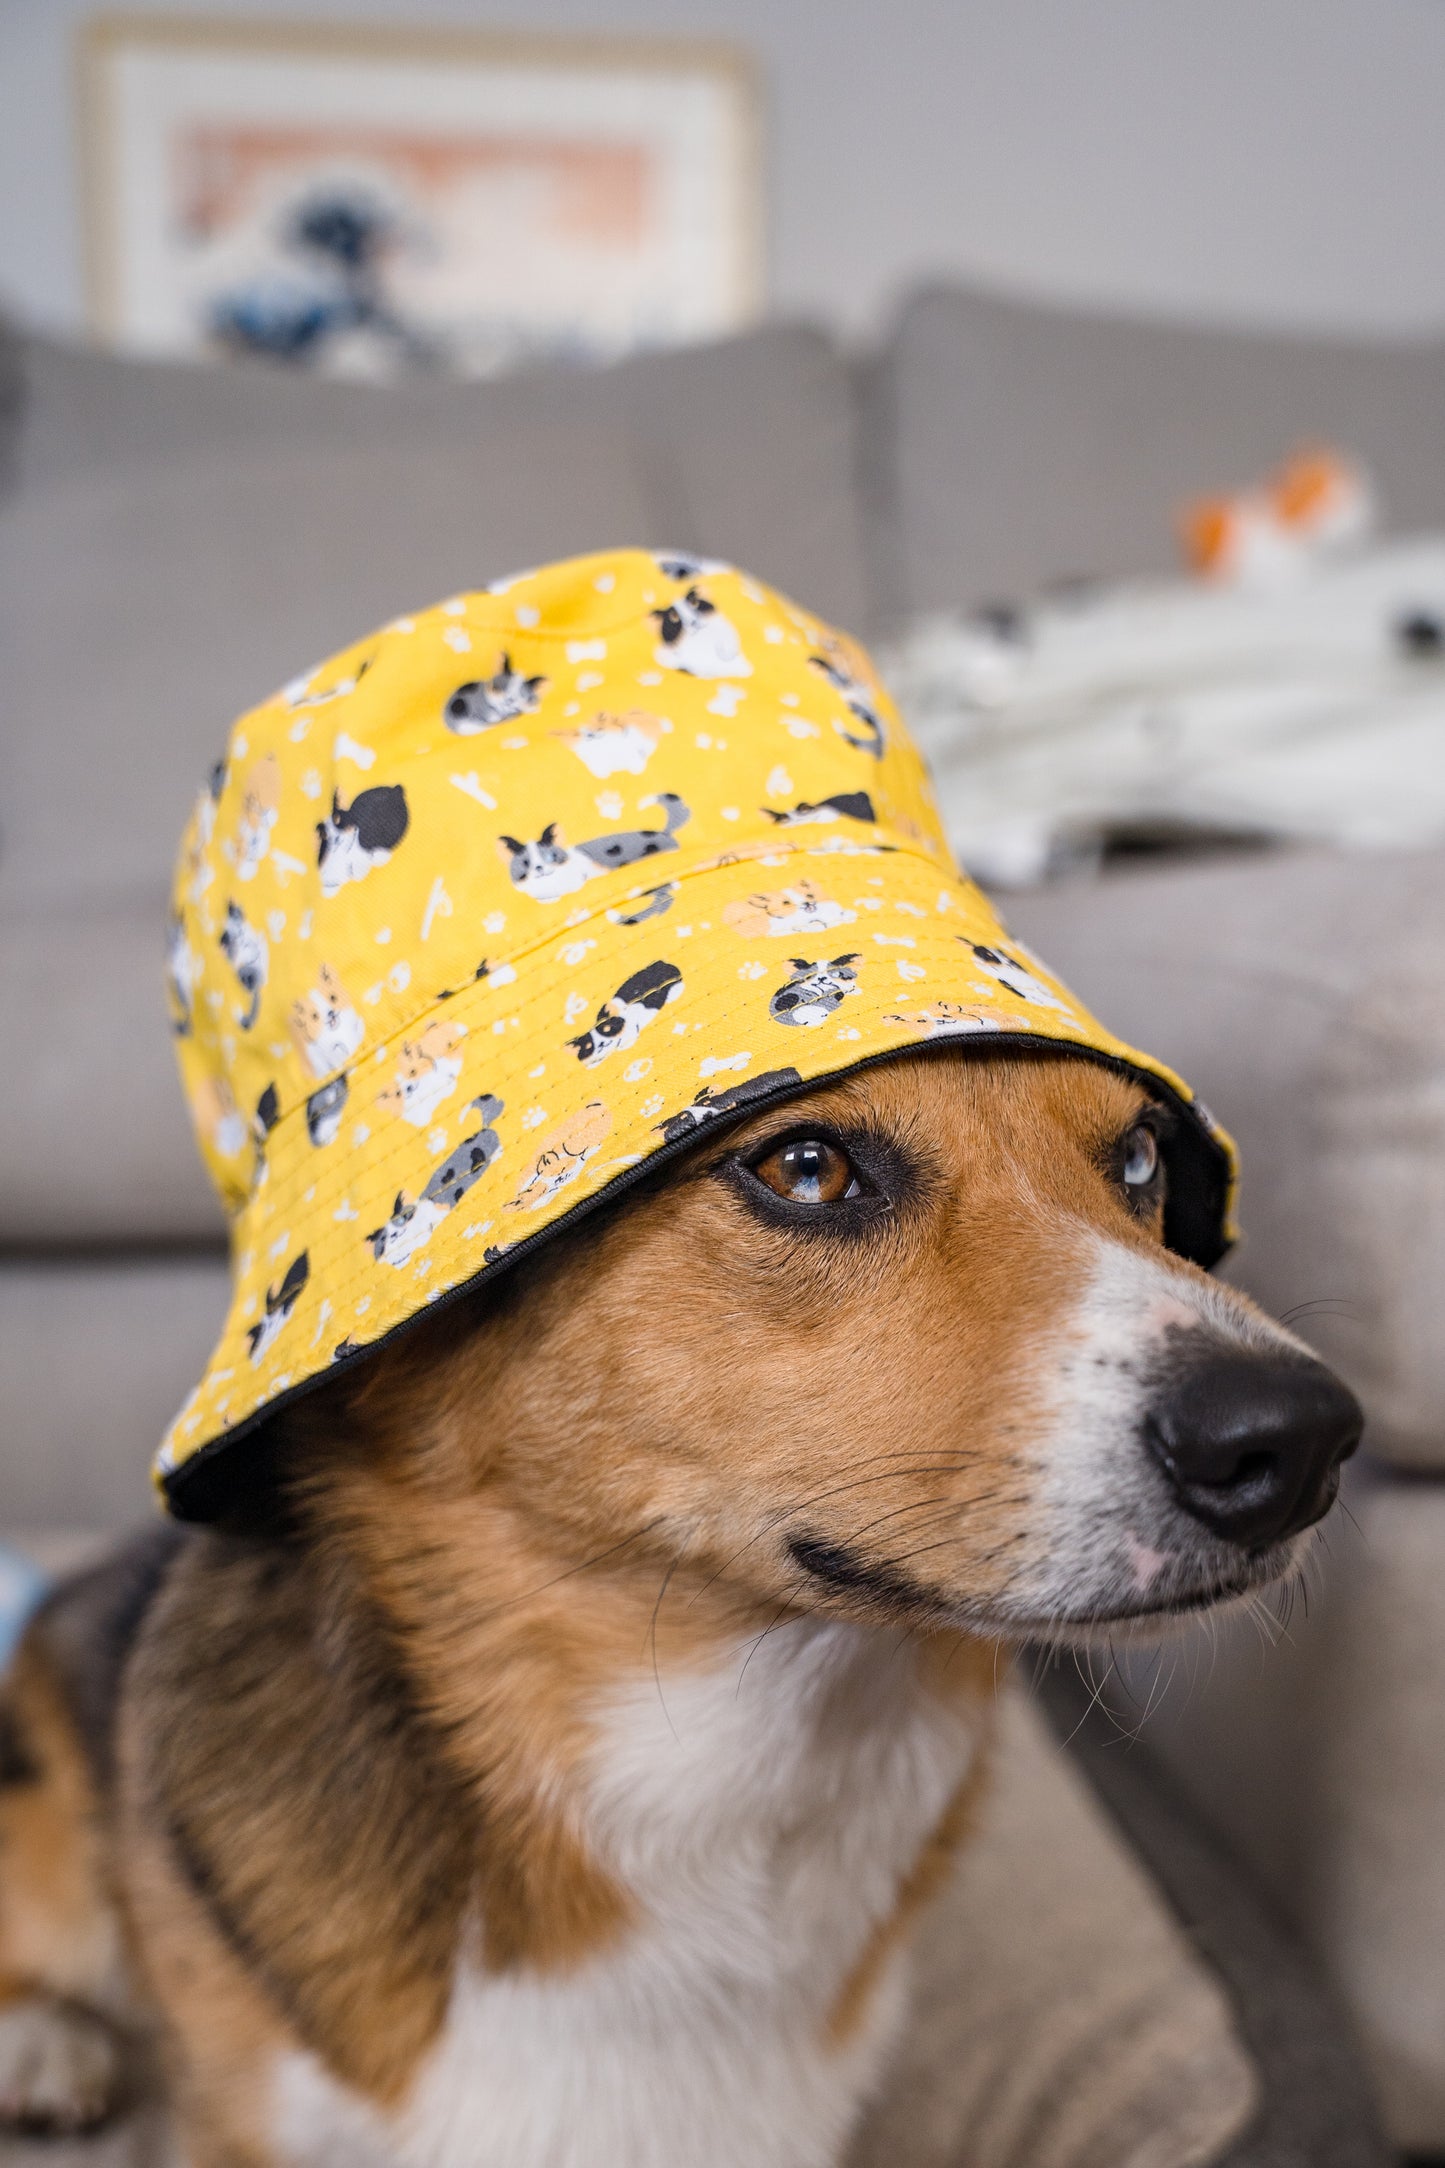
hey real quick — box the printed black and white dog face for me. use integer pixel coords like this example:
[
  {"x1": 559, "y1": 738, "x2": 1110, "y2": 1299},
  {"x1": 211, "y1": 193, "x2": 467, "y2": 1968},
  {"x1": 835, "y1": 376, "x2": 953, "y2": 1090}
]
[
  {"x1": 315, "y1": 785, "x2": 410, "y2": 898},
  {"x1": 218, "y1": 902, "x2": 267, "y2": 1030},
  {"x1": 769, "y1": 955, "x2": 862, "y2": 1028},
  {"x1": 651, "y1": 587, "x2": 753, "y2": 679},
  {"x1": 569, "y1": 960, "x2": 683, "y2": 1066},
  {"x1": 367, "y1": 1094, "x2": 505, "y2": 1267},
  {"x1": 444, "y1": 655, "x2": 548, "y2": 735}
]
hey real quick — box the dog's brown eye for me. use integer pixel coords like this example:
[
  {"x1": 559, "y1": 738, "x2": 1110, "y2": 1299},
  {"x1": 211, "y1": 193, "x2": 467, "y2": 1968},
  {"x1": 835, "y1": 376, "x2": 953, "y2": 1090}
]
[
  {"x1": 752, "y1": 1137, "x2": 860, "y2": 1205},
  {"x1": 1121, "y1": 1122, "x2": 1160, "y2": 1192}
]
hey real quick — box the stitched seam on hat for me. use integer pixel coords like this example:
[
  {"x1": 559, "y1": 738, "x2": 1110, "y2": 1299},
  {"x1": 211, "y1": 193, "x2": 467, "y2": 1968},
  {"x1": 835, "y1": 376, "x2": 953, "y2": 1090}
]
[{"x1": 239, "y1": 833, "x2": 962, "y2": 1160}]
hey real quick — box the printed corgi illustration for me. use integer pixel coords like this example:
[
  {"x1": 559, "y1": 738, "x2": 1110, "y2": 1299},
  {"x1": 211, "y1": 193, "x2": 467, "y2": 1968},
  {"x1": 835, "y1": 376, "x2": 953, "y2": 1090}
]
[
  {"x1": 305, "y1": 1074, "x2": 348, "y2": 1147},
  {"x1": 192, "y1": 1077, "x2": 249, "y2": 1160},
  {"x1": 651, "y1": 587, "x2": 752, "y2": 679},
  {"x1": 497, "y1": 794, "x2": 691, "y2": 903},
  {"x1": 283, "y1": 657, "x2": 371, "y2": 710},
  {"x1": 234, "y1": 752, "x2": 282, "y2": 880},
  {"x1": 655, "y1": 1067, "x2": 804, "y2": 1144},
  {"x1": 166, "y1": 912, "x2": 200, "y2": 1035},
  {"x1": 810, "y1": 648, "x2": 887, "y2": 760},
  {"x1": 721, "y1": 880, "x2": 857, "y2": 941},
  {"x1": 762, "y1": 792, "x2": 877, "y2": 829},
  {"x1": 608, "y1": 882, "x2": 677, "y2": 926},
  {"x1": 377, "y1": 1020, "x2": 464, "y2": 1126},
  {"x1": 367, "y1": 1095, "x2": 505, "y2": 1266},
  {"x1": 883, "y1": 1003, "x2": 1006, "y2": 1037},
  {"x1": 769, "y1": 955, "x2": 862, "y2": 1028},
  {"x1": 445, "y1": 656, "x2": 548, "y2": 735},
  {"x1": 555, "y1": 709, "x2": 664, "y2": 779},
  {"x1": 965, "y1": 942, "x2": 1076, "y2": 1016},
  {"x1": 316, "y1": 784, "x2": 409, "y2": 897},
  {"x1": 568, "y1": 961, "x2": 683, "y2": 1066},
  {"x1": 504, "y1": 1100, "x2": 612, "y2": 1213},
  {"x1": 290, "y1": 963, "x2": 365, "y2": 1079},
  {"x1": 219, "y1": 902, "x2": 267, "y2": 1029},
  {"x1": 246, "y1": 1251, "x2": 309, "y2": 1364}
]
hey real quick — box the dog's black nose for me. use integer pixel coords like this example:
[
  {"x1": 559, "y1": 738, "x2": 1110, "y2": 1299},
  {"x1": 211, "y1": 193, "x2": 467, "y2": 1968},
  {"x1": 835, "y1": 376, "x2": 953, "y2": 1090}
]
[{"x1": 1145, "y1": 1348, "x2": 1363, "y2": 1549}]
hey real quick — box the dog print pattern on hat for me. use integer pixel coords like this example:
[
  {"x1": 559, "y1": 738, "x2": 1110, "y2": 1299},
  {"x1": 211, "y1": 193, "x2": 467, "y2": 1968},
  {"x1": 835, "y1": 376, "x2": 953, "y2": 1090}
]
[{"x1": 160, "y1": 550, "x2": 1237, "y2": 1515}]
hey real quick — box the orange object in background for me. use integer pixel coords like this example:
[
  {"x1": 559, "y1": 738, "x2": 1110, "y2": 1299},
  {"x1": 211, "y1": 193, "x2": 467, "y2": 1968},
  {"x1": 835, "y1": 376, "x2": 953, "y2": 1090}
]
[{"x1": 1179, "y1": 447, "x2": 1373, "y2": 582}]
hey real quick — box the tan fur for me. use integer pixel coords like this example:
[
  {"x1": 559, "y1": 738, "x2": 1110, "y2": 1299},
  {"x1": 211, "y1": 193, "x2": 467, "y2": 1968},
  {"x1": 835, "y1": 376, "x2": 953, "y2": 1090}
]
[{"x1": 0, "y1": 1052, "x2": 1197, "y2": 2157}]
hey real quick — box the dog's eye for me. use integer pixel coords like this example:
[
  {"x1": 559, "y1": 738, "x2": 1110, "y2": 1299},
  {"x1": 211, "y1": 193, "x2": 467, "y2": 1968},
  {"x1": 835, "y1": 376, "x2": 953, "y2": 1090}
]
[
  {"x1": 751, "y1": 1137, "x2": 861, "y2": 1205},
  {"x1": 1120, "y1": 1122, "x2": 1161, "y2": 1194}
]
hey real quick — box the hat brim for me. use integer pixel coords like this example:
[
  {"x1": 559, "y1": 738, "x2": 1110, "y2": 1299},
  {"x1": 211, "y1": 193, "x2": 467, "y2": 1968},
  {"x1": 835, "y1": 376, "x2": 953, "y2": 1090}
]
[{"x1": 159, "y1": 841, "x2": 1235, "y2": 1519}]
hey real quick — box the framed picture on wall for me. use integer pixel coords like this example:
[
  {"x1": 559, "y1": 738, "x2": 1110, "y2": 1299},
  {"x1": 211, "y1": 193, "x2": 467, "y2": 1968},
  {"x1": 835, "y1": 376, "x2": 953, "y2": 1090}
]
[{"x1": 79, "y1": 15, "x2": 762, "y2": 377}]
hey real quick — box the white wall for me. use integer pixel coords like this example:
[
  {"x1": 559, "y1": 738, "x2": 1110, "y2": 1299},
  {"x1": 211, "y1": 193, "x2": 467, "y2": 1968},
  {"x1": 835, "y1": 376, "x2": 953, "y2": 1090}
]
[{"x1": 4, "y1": 0, "x2": 1445, "y2": 341}]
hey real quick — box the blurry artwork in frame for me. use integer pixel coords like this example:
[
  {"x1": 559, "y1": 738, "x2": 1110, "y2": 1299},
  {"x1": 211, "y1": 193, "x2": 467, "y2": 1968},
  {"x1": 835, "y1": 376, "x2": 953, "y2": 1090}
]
[{"x1": 80, "y1": 16, "x2": 761, "y2": 379}]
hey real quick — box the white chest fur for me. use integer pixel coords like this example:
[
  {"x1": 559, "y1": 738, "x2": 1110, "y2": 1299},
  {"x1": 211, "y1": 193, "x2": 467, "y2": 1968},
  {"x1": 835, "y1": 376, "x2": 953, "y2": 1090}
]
[{"x1": 271, "y1": 1622, "x2": 982, "y2": 2168}]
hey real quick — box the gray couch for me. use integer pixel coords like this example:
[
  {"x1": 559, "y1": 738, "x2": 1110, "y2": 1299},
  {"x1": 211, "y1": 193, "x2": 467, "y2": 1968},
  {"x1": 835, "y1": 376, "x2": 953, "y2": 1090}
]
[{"x1": 3, "y1": 285, "x2": 1443, "y2": 2159}]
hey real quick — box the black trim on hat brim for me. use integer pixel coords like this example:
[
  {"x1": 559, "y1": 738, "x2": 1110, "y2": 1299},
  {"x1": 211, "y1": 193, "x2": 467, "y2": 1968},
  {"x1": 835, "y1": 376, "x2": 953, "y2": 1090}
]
[{"x1": 162, "y1": 1035, "x2": 1232, "y2": 1522}]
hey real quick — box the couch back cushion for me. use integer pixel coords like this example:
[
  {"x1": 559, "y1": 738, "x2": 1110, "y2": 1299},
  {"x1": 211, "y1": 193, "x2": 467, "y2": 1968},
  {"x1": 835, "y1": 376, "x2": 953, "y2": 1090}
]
[
  {"x1": 869, "y1": 283, "x2": 1445, "y2": 622},
  {"x1": 1010, "y1": 844, "x2": 1445, "y2": 1473}
]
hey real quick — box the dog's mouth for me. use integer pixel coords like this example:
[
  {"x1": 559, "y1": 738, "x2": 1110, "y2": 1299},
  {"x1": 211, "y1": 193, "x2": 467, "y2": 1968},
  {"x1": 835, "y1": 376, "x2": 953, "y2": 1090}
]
[{"x1": 786, "y1": 1527, "x2": 1297, "y2": 1642}]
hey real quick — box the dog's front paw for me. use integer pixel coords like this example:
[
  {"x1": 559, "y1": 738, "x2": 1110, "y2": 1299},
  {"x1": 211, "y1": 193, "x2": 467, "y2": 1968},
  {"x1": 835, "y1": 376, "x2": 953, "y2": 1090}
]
[{"x1": 0, "y1": 1996, "x2": 123, "y2": 2135}]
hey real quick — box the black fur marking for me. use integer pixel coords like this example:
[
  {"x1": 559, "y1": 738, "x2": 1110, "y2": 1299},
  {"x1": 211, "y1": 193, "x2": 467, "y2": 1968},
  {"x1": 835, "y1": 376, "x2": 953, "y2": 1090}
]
[
  {"x1": 0, "y1": 1704, "x2": 40, "y2": 1786},
  {"x1": 787, "y1": 1532, "x2": 937, "y2": 1614}
]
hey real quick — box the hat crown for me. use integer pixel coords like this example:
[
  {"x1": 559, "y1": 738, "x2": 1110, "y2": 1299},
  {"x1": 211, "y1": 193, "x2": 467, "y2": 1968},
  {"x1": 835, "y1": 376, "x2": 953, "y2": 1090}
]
[{"x1": 170, "y1": 551, "x2": 950, "y2": 1212}]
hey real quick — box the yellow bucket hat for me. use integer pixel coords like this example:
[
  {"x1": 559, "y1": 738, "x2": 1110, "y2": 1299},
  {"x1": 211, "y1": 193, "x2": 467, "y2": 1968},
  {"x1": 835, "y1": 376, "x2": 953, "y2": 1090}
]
[{"x1": 160, "y1": 549, "x2": 1236, "y2": 1517}]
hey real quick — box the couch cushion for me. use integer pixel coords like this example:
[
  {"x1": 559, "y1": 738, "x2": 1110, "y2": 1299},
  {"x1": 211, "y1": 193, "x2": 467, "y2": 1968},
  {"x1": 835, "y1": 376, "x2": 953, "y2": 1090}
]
[
  {"x1": 0, "y1": 902, "x2": 217, "y2": 1242},
  {"x1": 10, "y1": 320, "x2": 870, "y2": 633},
  {"x1": 869, "y1": 283, "x2": 1445, "y2": 622},
  {"x1": 1009, "y1": 844, "x2": 1445, "y2": 1471},
  {"x1": 0, "y1": 1259, "x2": 230, "y2": 1529},
  {"x1": 1301, "y1": 1472, "x2": 1445, "y2": 2153}
]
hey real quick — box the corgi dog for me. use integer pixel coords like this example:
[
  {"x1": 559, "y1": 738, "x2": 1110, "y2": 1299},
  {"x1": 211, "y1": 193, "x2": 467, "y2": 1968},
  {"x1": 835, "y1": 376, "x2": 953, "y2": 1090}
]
[
  {"x1": 497, "y1": 796, "x2": 691, "y2": 904},
  {"x1": 377, "y1": 1021, "x2": 466, "y2": 1128},
  {"x1": 0, "y1": 1054, "x2": 1362, "y2": 2165},
  {"x1": 290, "y1": 963, "x2": 365, "y2": 1080},
  {"x1": 555, "y1": 709, "x2": 665, "y2": 780},
  {"x1": 315, "y1": 784, "x2": 410, "y2": 898},
  {"x1": 505, "y1": 1097, "x2": 613, "y2": 1210},
  {"x1": 445, "y1": 658, "x2": 548, "y2": 736},
  {"x1": 722, "y1": 879, "x2": 857, "y2": 942}
]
